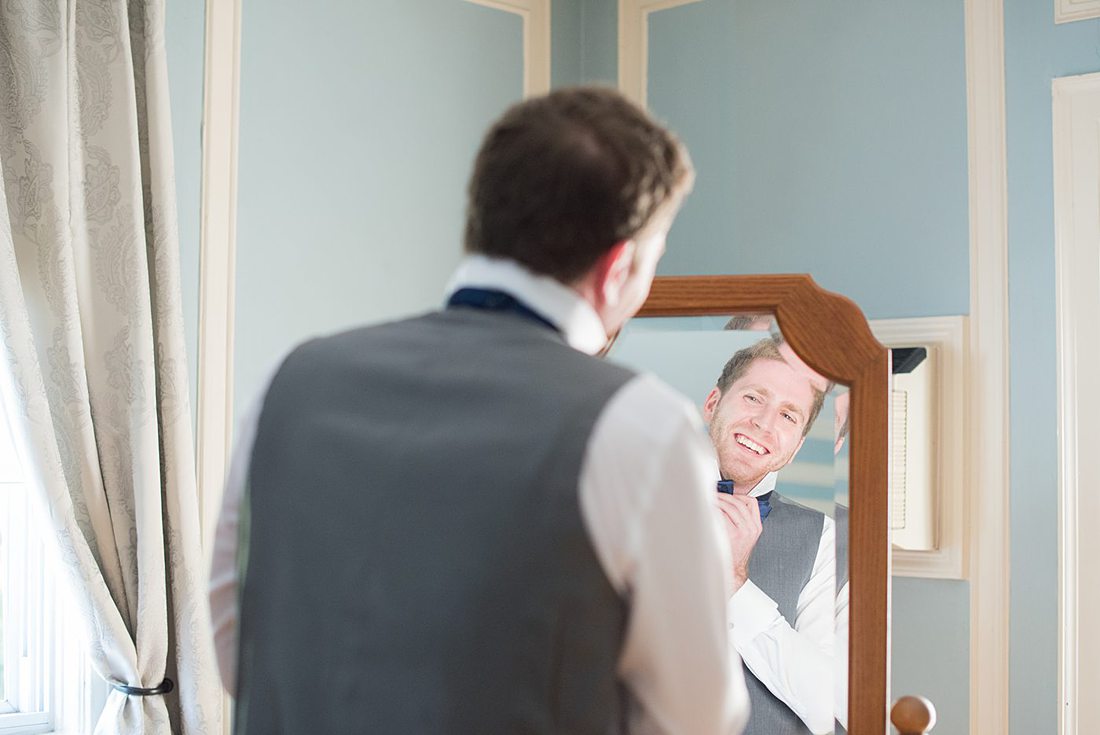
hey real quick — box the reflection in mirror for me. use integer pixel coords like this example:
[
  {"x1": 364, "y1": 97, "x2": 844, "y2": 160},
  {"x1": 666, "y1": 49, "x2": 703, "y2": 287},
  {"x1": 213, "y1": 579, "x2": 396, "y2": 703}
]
[{"x1": 608, "y1": 316, "x2": 851, "y2": 735}]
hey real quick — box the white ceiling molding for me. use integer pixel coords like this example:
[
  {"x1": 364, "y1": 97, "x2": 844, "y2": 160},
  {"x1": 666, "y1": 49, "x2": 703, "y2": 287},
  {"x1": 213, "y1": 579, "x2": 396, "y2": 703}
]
[
  {"x1": 1056, "y1": 0, "x2": 1100, "y2": 23},
  {"x1": 1053, "y1": 71, "x2": 1100, "y2": 735},
  {"x1": 964, "y1": 0, "x2": 1010, "y2": 730},
  {"x1": 618, "y1": 0, "x2": 704, "y2": 108},
  {"x1": 871, "y1": 317, "x2": 969, "y2": 580},
  {"x1": 463, "y1": 0, "x2": 551, "y2": 97}
]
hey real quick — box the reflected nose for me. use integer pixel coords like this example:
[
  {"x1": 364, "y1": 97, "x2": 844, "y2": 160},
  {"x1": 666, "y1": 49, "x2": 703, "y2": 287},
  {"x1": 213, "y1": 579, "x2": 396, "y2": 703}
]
[{"x1": 751, "y1": 409, "x2": 778, "y2": 435}]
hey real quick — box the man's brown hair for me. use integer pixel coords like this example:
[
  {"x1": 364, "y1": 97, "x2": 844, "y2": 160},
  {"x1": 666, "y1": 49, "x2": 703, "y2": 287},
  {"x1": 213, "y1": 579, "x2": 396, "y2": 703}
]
[
  {"x1": 464, "y1": 86, "x2": 694, "y2": 282},
  {"x1": 715, "y1": 337, "x2": 826, "y2": 437}
]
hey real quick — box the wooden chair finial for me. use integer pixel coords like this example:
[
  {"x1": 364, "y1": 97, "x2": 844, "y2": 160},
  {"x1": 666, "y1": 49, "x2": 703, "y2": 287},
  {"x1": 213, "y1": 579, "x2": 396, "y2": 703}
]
[{"x1": 891, "y1": 695, "x2": 936, "y2": 734}]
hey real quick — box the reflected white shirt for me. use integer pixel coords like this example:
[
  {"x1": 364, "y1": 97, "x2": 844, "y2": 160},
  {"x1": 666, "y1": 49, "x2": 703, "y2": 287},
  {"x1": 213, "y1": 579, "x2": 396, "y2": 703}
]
[
  {"x1": 728, "y1": 473, "x2": 838, "y2": 735},
  {"x1": 209, "y1": 255, "x2": 750, "y2": 735}
]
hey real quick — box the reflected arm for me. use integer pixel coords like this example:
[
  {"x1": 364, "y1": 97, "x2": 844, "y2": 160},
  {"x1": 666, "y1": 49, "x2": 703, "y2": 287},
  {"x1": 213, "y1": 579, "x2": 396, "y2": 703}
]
[{"x1": 835, "y1": 580, "x2": 850, "y2": 730}]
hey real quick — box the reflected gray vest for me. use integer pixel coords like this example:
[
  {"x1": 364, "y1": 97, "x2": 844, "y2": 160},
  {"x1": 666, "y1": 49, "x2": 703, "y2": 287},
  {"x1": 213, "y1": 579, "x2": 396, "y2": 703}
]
[
  {"x1": 744, "y1": 493, "x2": 826, "y2": 735},
  {"x1": 235, "y1": 308, "x2": 635, "y2": 735}
]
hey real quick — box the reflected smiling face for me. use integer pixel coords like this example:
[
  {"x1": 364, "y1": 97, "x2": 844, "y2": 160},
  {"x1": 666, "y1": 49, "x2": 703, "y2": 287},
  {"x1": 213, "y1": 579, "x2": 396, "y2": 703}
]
[{"x1": 703, "y1": 357, "x2": 817, "y2": 492}]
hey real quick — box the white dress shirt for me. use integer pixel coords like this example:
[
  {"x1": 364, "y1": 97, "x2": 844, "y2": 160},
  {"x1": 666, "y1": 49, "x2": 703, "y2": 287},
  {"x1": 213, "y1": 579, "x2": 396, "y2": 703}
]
[
  {"x1": 835, "y1": 580, "x2": 850, "y2": 731},
  {"x1": 728, "y1": 473, "x2": 837, "y2": 734},
  {"x1": 210, "y1": 254, "x2": 750, "y2": 735}
]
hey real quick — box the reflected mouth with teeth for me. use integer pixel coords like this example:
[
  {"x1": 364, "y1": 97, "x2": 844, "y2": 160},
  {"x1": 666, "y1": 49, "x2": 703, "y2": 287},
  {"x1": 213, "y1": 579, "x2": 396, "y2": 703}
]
[{"x1": 735, "y1": 434, "x2": 769, "y2": 455}]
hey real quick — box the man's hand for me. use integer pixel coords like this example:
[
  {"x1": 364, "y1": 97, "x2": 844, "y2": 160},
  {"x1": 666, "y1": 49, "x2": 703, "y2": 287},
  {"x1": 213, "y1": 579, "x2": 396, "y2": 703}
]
[{"x1": 715, "y1": 494, "x2": 763, "y2": 594}]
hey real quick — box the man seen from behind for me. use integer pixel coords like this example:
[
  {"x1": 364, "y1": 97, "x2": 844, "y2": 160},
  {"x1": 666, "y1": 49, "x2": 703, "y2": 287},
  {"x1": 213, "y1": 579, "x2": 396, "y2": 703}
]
[{"x1": 209, "y1": 86, "x2": 751, "y2": 734}]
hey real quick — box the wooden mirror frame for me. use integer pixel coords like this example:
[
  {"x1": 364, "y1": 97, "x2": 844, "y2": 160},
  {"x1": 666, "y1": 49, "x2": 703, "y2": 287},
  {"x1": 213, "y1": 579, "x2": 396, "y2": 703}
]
[{"x1": 632, "y1": 274, "x2": 890, "y2": 734}]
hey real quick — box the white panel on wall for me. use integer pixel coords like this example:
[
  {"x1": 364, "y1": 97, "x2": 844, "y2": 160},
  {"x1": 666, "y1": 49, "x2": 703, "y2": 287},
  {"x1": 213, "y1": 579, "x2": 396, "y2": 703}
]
[
  {"x1": 871, "y1": 317, "x2": 969, "y2": 579},
  {"x1": 1054, "y1": 71, "x2": 1100, "y2": 735},
  {"x1": 1055, "y1": 0, "x2": 1100, "y2": 24}
]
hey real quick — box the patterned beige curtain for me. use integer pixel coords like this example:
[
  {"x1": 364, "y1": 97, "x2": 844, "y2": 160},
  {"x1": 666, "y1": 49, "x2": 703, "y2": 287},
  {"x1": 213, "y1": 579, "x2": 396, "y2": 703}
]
[{"x1": 0, "y1": 1, "x2": 220, "y2": 733}]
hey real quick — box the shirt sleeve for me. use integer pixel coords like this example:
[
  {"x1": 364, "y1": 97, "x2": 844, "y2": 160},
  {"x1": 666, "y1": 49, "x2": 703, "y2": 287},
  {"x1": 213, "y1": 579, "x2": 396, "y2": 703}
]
[
  {"x1": 208, "y1": 363, "x2": 282, "y2": 694},
  {"x1": 726, "y1": 515, "x2": 837, "y2": 735},
  {"x1": 580, "y1": 374, "x2": 750, "y2": 735},
  {"x1": 835, "y1": 580, "x2": 850, "y2": 731}
]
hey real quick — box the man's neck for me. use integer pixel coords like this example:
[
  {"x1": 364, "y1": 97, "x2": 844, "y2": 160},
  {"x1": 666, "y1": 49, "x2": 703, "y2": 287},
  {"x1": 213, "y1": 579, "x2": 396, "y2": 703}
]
[
  {"x1": 729, "y1": 471, "x2": 778, "y2": 498},
  {"x1": 445, "y1": 255, "x2": 608, "y2": 355}
]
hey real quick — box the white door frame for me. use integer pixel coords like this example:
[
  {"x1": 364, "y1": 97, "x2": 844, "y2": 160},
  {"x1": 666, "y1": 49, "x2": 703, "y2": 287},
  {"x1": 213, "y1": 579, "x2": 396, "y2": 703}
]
[{"x1": 1054, "y1": 70, "x2": 1100, "y2": 735}]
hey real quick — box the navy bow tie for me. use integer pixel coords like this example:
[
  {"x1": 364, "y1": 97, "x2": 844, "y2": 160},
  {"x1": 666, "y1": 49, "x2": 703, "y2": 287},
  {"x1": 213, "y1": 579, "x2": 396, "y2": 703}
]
[
  {"x1": 716, "y1": 481, "x2": 772, "y2": 520},
  {"x1": 446, "y1": 288, "x2": 559, "y2": 333}
]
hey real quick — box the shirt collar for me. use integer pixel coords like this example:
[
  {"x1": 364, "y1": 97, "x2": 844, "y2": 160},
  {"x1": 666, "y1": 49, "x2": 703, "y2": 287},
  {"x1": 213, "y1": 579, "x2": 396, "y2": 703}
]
[
  {"x1": 444, "y1": 254, "x2": 609, "y2": 356},
  {"x1": 747, "y1": 472, "x2": 778, "y2": 498}
]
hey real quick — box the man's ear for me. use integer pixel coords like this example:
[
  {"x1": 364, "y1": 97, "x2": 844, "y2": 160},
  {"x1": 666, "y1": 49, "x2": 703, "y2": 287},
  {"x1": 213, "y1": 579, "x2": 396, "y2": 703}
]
[
  {"x1": 702, "y1": 387, "x2": 722, "y2": 423},
  {"x1": 591, "y1": 240, "x2": 635, "y2": 309}
]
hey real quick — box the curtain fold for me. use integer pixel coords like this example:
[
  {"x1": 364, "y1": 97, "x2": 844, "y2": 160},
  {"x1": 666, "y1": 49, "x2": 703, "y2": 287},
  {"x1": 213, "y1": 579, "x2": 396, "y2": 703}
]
[{"x1": 0, "y1": 1, "x2": 220, "y2": 732}]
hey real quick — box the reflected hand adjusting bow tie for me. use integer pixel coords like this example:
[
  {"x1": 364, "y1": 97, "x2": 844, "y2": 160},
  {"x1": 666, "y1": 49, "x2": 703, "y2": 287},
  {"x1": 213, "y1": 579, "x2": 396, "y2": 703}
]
[{"x1": 716, "y1": 480, "x2": 772, "y2": 520}]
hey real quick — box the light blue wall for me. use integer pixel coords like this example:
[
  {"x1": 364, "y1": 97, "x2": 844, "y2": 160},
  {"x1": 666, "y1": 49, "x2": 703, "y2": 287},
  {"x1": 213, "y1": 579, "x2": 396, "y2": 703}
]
[
  {"x1": 645, "y1": 1, "x2": 971, "y2": 731},
  {"x1": 552, "y1": 0, "x2": 617, "y2": 88},
  {"x1": 891, "y1": 577, "x2": 970, "y2": 727},
  {"x1": 552, "y1": 0, "x2": 584, "y2": 87},
  {"x1": 233, "y1": 1, "x2": 523, "y2": 417},
  {"x1": 648, "y1": 0, "x2": 970, "y2": 320},
  {"x1": 580, "y1": 0, "x2": 617, "y2": 86},
  {"x1": 165, "y1": 1, "x2": 205, "y2": 434},
  {"x1": 1003, "y1": 5, "x2": 1100, "y2": 734}
]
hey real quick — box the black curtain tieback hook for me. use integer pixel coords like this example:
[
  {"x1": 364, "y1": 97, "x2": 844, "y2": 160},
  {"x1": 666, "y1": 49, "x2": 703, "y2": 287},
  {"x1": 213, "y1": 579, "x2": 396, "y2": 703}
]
[{"x1": 111, "y1": 677, "x2": 174, "y2": 696}]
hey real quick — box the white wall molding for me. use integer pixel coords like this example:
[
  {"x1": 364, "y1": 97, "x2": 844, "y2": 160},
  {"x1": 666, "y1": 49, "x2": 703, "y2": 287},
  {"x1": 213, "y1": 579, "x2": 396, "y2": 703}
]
[
  {"x1": 1054, "y1": 71, "x2": 1100, "y2": 735},
  {"x1": 198, "y1": 0, "x2": 242, "y2": 729},
  {"x1": 197, "y1": 0, "x2": 242, "y2": 546},
  {"x1": 463, "y1": 0, "x2": 551, "y2": 96},
  {"x1": 964, "y1": 0, "x2": 1011, "y2": 730},
  {"x1": 870, "y1": 317, "x2": 969, "y2": 580},
  {"x1": 618, "y1": 0, "x2": 704, "y2": 108},
  {"x1": 1055, "y1": 0, "x2": 1100, "y2": 24}
]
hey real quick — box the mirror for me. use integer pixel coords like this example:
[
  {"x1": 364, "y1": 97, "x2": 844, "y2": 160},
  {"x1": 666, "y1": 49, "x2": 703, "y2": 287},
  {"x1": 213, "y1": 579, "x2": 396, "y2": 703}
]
[{"x1": 609, "y1": 274, "x2": 888, "y2": 735}]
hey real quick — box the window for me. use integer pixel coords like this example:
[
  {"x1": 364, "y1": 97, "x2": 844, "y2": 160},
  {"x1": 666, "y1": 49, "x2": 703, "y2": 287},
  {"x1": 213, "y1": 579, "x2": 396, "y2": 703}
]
[{"x1": 0, "y1": 390, "x2": 107, "y2": 734}]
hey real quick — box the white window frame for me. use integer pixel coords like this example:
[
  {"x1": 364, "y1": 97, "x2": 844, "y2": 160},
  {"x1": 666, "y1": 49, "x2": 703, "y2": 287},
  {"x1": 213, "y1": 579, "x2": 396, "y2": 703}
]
[
  {"x1": 0, "y1": 398, "x2": 51, "y2": 734},
  {"x1": 0, "y1": 394, "x2": 108, "y2": 735}
]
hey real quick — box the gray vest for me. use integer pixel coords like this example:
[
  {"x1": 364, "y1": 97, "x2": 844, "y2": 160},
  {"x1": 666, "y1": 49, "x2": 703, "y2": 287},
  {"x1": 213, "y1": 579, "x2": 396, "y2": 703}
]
[
  {"x1": 744, "y1": 493, "x2": 826, "y2": 735},
  {"x1": 235, "y1": 307, "x2": 636, "y2": 735},
  {"x1": 835, "y1": 504, "x2": 849, "y2": 590}
]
